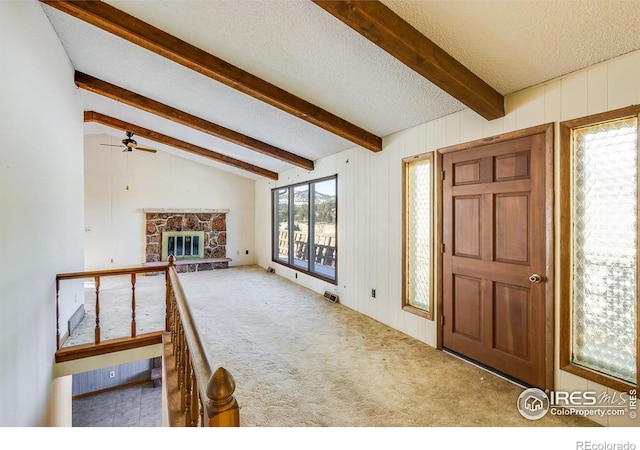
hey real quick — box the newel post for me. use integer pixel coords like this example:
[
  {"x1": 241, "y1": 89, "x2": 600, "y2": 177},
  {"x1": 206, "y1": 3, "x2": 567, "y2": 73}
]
[
  {"x1": 205, "y1": 367, "x2": 240, "y2": 427},
  {"x1": 165, "y1": 255, "x2": 175, "y2": 332}
]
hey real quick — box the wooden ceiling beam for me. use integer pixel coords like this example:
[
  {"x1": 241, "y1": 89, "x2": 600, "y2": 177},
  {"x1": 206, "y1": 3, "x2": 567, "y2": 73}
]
[
  {"x1": 84, "y1": 111, "x2": 279, "y2": 180},
  {"x1": 41, "y1": 0, "x2": 382, "y2": 152},
  {"x1": 313, "y1": 0, "x2": 505, "y2": 121},
  {"x1": 75, "y1": 71, "x2": 312, "y2": 171}
]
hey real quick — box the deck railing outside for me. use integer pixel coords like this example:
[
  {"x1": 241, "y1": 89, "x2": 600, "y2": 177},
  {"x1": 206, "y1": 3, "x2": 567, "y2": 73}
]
[{"x1": 278, "y1": 230, "x2": 336, "y2": 267}]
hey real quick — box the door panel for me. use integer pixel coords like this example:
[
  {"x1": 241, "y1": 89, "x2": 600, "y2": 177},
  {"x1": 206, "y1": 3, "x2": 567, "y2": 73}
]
[
  {"x1": 493, "y1": 282, "x2": 530, "y2": 359},
  {"x1": 453, "y1": 275, "x2": 483, "y2": 342},
  {"x1": 495, "y1": 194, "x2": 529, "y2": 264},
  {"x1": 442, "y1": 129, "x2": 552, "y2": 389},
  {"x1": 495, "y1": 152, "x2": 530, "y2": 181},
  {"x1": 454, "y1": 196, "x2": 481, "y2": 258},
  {"x1": 454, "y1": 160, "x2": 482, "y2": 184}
]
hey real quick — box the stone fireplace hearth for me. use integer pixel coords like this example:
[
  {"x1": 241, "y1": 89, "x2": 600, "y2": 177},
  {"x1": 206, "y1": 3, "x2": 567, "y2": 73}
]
[{"x1": 144, "y1": 208, "x2": 230, "y2": 272}]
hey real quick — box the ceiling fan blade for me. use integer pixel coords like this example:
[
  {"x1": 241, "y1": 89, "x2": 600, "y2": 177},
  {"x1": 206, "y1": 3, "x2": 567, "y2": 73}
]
[
  {"x1": 136, "y1": 147, "x2": 158, "y2": 153},
  {"x1": 101, "y1": 143, "x2": 124, "y2": 147}
]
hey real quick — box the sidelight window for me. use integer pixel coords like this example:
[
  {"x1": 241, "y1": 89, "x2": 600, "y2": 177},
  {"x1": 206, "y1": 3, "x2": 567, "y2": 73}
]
[
  {"x1": 560, "y1": 107, "x2": 639, "y2": 391},
  {"x1": 402, "y1": 152, "x2": 434, "y2": 319}
]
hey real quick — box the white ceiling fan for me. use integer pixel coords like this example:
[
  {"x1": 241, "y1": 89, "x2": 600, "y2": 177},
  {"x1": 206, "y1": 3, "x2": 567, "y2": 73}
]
[{"x1": 101, "y1": 131, "x2": 157, "y2": 153}]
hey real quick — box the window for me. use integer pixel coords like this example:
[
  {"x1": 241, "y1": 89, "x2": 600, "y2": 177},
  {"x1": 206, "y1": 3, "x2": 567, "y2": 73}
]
[
  {"x1": 402, "y1": 152, "x2": 434, "y2": 319},
  {"x1": 274, "y1": 188, "x2": 289, "y2": 264},
  {"x1": 272, "y1": 175, "x2": 337, "y2": 283},
  {"x1": 292, "y1": 184, "x2": 309, "y2": 271},
  {"x1": 560, "y1": 106, "x2": 640, "y2": 391}
]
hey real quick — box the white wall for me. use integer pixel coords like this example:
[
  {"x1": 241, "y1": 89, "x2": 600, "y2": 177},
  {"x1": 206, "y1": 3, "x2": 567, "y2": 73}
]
[
  {"x1": 0, "y1": 1, "x2": 84, "y2": 426},
  {"x1": 84, "y1": 134, "x2": 256, "y2": 270},
  {"x1": 256, "y1": 49, "x2": 640, "y2": 427}
]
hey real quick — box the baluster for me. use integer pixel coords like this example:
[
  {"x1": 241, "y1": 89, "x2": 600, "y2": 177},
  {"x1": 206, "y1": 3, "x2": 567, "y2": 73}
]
[
  {"x1": 183, "y1": 349, "x2": 191, "y2": 421},
  {"x1": 172, "y1": 291, "x2": 177, "y2": 338},
  {"x1": 190, "y1": 365, "x2": 199, "y2": 426},
  {"x1": 94, "y1": 276, "x2": 101, "y2": 345},
  {"x1": 131, "y1": 273, "x2": 137, "y2": 338},
  {"x1": 170, "y1": 290, "x2": 176, "y2": 347},
  {"x1": 176, "y1": 322, "x2": 184, "y2": 397},
  {"x1": 56, "y1": 279, "x2": 61, "y2": 350},
  {"x1": 172, "y1": 293, "x2": 179, "y2": 352},
  {"x1": 205, "y1": 367, "x2": 240, "y2": 427},
  {"x1": 179, "y1": 332, "x2": 187, "y2": 411},
  {"x1": 175, "y1": 313, "x2": 182, "y2": 363},
  {"x1": 174, "y1": 317, "x2": 180, "y2": 362}
]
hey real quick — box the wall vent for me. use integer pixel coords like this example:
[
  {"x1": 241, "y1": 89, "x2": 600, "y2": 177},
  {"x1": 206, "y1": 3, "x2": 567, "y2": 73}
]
[
  {"x1": 323, "y1": 291, "x2": 339, "y2": 303},
  {"x1": 266, "y1": 266, "x2": 275, "y2": 273}
]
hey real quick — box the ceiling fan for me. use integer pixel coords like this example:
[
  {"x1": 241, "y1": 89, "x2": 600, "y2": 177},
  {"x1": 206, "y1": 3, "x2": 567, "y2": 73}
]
[{"x1": 101, "y1": 131, "x2": 157, "y2": 153}]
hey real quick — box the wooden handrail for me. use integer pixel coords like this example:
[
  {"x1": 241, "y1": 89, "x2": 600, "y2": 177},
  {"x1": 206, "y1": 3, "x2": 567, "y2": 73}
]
[
  {"x1": 56, "y1": 263, "x2": 169, "y2": 280},
  {"x1": 167, "y1": 256, "x2": 239, "y2": 426}
]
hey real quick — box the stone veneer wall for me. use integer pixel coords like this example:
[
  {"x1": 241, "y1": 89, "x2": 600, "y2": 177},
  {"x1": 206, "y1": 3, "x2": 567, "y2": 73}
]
[{"x1": 144, "y1": 209, "x2": 229, "y2": 272}]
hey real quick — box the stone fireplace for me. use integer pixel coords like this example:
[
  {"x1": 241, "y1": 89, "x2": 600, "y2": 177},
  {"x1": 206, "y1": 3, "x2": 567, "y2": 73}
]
[{"x1": 144, "y1": 208, "x2": 230, "y2": 272}]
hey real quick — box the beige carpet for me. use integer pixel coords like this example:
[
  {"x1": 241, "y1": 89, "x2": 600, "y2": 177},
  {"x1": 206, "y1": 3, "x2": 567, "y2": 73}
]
[{"x1": 69, "y1": 265, "x2": 597, "y2": 427}]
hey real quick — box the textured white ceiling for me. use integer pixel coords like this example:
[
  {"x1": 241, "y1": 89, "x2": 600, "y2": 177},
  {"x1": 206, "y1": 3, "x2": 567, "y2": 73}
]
[
  {"x1": 40, "y1": 0, "x2": 640, "y2": 179},
  {"x1": 381, "y1": 0, "x2": 640, "y2": 95}
]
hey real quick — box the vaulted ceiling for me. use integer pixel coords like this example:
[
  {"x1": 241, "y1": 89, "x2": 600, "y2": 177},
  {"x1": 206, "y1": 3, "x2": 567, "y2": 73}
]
[{"x1": 40, "y1": 0, "x2": 640, "y2": 180}]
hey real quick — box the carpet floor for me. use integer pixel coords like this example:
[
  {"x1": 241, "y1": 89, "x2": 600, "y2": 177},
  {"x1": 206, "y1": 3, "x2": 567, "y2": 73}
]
[{"x1": 68, "y1": 265, "x2": 597, "y2": 427}]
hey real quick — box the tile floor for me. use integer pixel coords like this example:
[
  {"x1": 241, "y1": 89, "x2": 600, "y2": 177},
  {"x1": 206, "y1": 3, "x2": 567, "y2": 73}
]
[{"x1": 72, "y1": 381, "x2": 162, "y2": 427}]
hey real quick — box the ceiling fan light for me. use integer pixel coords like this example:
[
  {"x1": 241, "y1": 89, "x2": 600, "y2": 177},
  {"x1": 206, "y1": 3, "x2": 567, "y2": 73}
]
[{"x1": 103, "y1": 131, "x2": 157, "y2": 154}]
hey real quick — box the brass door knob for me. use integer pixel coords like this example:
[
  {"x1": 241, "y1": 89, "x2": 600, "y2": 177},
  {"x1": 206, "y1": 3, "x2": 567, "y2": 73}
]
[{"x1": 529, "y1": 274, "x2": 543, "y2": 284}]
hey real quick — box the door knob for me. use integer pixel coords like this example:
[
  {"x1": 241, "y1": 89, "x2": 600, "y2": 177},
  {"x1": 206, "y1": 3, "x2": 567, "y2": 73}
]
[{"x1": 529, "y1": 274, "x2": 543, "y2": 284}]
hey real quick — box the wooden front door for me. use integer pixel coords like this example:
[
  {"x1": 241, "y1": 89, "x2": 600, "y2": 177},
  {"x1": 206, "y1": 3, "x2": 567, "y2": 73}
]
[{"x1": 441, "y1": 125, "x2": 553, "y2": 390}]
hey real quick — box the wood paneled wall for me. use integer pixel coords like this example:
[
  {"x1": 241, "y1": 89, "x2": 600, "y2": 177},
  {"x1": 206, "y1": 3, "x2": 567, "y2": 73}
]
[
  {"x1": 72, "y1": 358, "x2": 154, "y2": 397},
  {"x1": 255, "y1": 49, "x2": 640, "y2": 427}
]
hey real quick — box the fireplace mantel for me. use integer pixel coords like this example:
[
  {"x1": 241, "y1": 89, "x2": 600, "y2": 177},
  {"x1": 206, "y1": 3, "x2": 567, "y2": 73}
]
[{"x1": 143, "y1": 208, "x2": 230, "y2": 214}]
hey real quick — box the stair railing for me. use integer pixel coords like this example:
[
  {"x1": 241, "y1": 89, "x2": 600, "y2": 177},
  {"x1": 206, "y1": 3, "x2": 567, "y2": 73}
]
[
  {"x1": 166, "y1": 256, "x2": 239, "y2": 426},
  {"x1": 55, "y1": 256, "x2": 239, "y2": 426}
]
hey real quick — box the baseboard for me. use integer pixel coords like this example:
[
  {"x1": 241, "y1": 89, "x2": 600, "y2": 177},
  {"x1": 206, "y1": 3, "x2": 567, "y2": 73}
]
[
  {"x1": 59, "y1": 330, "x2": 69, "y2": 348},
  {"x1": 72, "y1": 378, "x2": 152, "y2": 400},
  {"x1": 68, "y1": 304, "x2": 85, "y2": 336}
]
